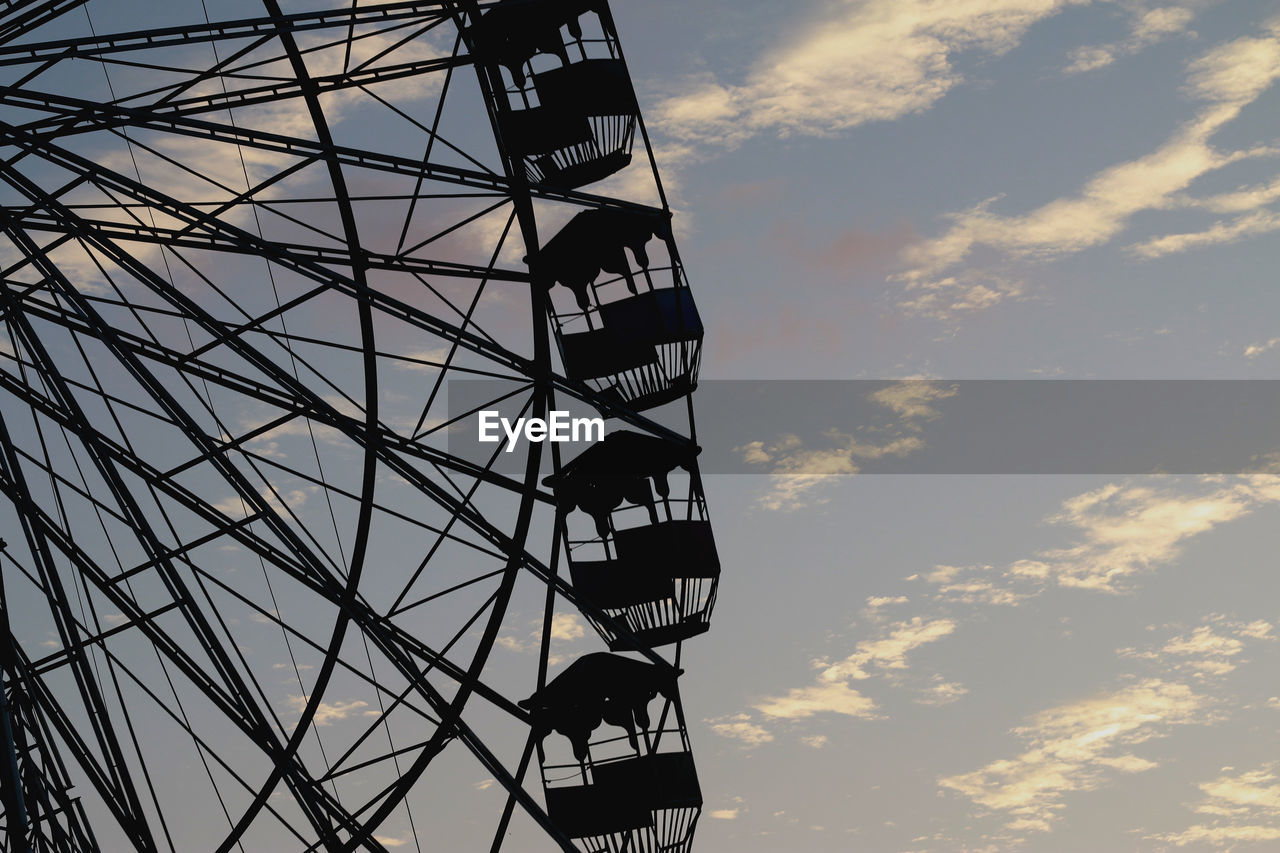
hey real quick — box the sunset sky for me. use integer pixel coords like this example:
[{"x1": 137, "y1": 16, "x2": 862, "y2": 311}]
[{"x1": 5, "y1": 0, "x2": 1280, "y2": 850}]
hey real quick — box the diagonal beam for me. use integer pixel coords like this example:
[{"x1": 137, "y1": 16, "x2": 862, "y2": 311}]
[
  {"x1": 17, "y1": 55, "x2": 467, "y2": 132},
  {"x1": 8, "y1": 209, "x2": 531, "y2": 282},
  {"x1": 0, "y1": 2, "x2": 453, "y2": 66},
  {"x1": 0, "y1": 0, "x2": 85, "y2": 45}
]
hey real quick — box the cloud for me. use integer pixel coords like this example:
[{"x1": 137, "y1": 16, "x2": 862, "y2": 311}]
[
  {"x1": 895, "y1": 20, "x2": 1280, "y2": 317},
  {"x1": 869, "y1": 380, "x2": 958, "y2": 424},
  {"x1": 1179, "y1": 173, "x2": 1280, "y2": 214},
  {"x1": 737, "y1": 382, "x2": 948, "y2": 509},
  {"x1": 474, "y1": 778, "x2": 496, "y2": 791},
  {"x1": 1150, "y1": 765, "x2": 1280, "y2": 846},
  {"x1": 737, "y1": 436, "x2": 858, "y2": 511},
  {"x1": 1160, "y1": 626, "x2": 1245, "y2": 674},
  {"x1": 754, "y1": 682, "x2": 881, "y2": 720},
  {"x1": 750, "y1": 615, "x2": 955, "y2": 723},
  {"x1": 921, "y1": 563, "x2": 1035, "y2": 606},
  {"x1": 916, "y1": 679, "x2": 970, "y2": 706},
  {"x1": 736, "y1": 431, "x2": 922, "y2": 510},
  {"x1": 708, "y1": 809, "x2": 740, "y2": 820},
  {"x1": 655, "y1": 0, "x2": 1093, "y2": 150},
  {"x1": 1154, "y1": 824, "x2": 1280, "y2": 846},
  {"x1": 1024, "y1": 476, "x2": 1280, "y2": 592},
  {"x1": 494, "y1": 635, "x2": 523, "y2": 652},
  {"x1": 1064, "y1": 45, "x2": 1119, "y2": 74},
  {"x1": 865, "y1": 595, "x2": 910, "y2": 612},
  {"x1": 1130, "y1": 208, "x2": 1280, "y2": 258},
  {"x1": 940, "y1": 679, "x2": 1207, "y2": 833},
  {"x1": 392, "y1": 347, "x2": 451, "y2": 372},
  {"x1": 238, "y1": 410, "x2": 347, "y2": 451},
  {"x1": 1244, "y1": 337, "x2": 1280, "y2": 358},
  {"x1": 496, "y1": 612, "x2": 587, "y2": 654},
  {"x1": 707, "y1": 714, "x2": 775, "y2": 747},
  {"x1": 548, "y1": 612, "x2": 586, "y2": 642},
  {"x1": 1196, "y1": 768, "x2": 1280, "y2": 815},
  {"x1": 0, "y1": 238, "x2": 113, "y2": 297},
  {"x1": 213, "y1": 485, "x2": 311, "y2": 520},
  {"x1": 1120, "y1": 616, "x2": 1274, "y2": 680},
  {"x1": 1064, "y1": 4, "x2": 1197, "y2": 74},
  {"x1": 816, "y1": 617, "x2": 957, "y2": 682},
  {"x1": 286, "y1": 694, "x2": 370, "y2": 726},
  {"x1": 801, "y1": 734, "x2": 831, "y2": 749},
  {"x1": 915, "y1": 477, "x2": 1280, "y2": 605}
]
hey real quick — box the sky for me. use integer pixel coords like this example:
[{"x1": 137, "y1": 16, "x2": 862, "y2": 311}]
[
  {"x1": 608, "y1": 0, "x2": 1280, "y2": 850},
  {"x1": 3, "y1": 0, "x2": 1280, "y2": 851}
]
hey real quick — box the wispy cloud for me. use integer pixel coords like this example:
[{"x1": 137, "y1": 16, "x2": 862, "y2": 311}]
[
  {"x1": 707, "y1": 713, "x2": 775, "y2": 747},
  {"x1": 739, "y1": 381, "x2": 950, "y2": 510},
  {"x1": 1064, "y1": 4, "x2": 1198, "y2": 74},
  {"x1": 737, "y1": 431, "x2": 922, "y2": 510},
  {"x1": 941, "y1": 679, "x2": 1207, "y2": 834},
  {"x1": 1131, "y1": 208, "x2": 1280, "y2": 258},
  {"x1": 919, "y1": 563, "x2": 1034, "y2": 606},
  {"x1": 864, "y1": 595, "x2": 910, "y2": 615},
  {"x1": 815, "y1": 616, "x2": 958, "y2": 682},
  {"x1": 1018, "y1": 476, "x2": 1280, "y2": 592},
  {"x1": 1153, "y1": 822, "x2": 1280, "y2": 847},
  {"x1": 916, "y1": 678, "x2": 970, "y2": 706},
  {"x1": 921, "y1": 476, "x2": 1280, "y2": 598},
  {"x1": 548, "y1": 612, "x2": 586, "y2": 642},
  {"x1": 213, "y1": 485, "x2": 312, "y2": 520},
  {"x1": 1120, "y1": 616, "x2": 1274, "y2": 680},
  {"x1": 286, "y1": 694, "x2": 370, "y2": 726},
  {"x1": 868, "y1": 380, "x2": 958, "y2": 424},
  {"x1": 495, "y1": 612, "x2": 587, "y2": 653},
  {"x1": 895, "y1": 19, "x2": 1280, "y2": 317},
  {"x1": 753, "y1": 682, "x2": 881, "y2": 720},
  {"x1": 1244, "y1": 337, "x2": 1280, "y2": 359},
  {"x1": 746, "y1": 614, "x2": 957, "y2": 727},
  {"x1": 1150, "y1": 764, "x2": 1280, "y2": 847},
  {"x1": 655, "y1": 0, "x2": 1092, "y2": 151},
  {"x1": 392, "y1": 347, "x2": 451, "y2": 373}
]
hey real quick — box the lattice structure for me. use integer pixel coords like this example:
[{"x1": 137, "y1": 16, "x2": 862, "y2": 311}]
[{"x1": 0, "y1": 1, "x2": 719, "y2": 849}]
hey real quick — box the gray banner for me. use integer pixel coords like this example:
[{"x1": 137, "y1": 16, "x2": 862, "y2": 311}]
[{"x1": 445, "y1": 380, "x2": 1280, "y2": 476}]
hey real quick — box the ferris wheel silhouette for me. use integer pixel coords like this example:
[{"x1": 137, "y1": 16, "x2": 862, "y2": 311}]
[{"x1": 0, "y1": 1, "x2": 720, "y2": 850}]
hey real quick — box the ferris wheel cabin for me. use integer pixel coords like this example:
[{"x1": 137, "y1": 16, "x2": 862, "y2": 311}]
[
  {"x1": 546, "y1": 431, "x2": 720, "y2": 651},
  {"x1": 533, "y1": 208, "x2": 704, "y2": 412},
  {"x1": 520, "y1": 653, "x2": 702, "y2": 852},
  {"x1": 470, "y1": 0, "x2": 637, "y2": 189}
]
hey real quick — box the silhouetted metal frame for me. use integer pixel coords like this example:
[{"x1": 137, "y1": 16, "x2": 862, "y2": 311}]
[{"x1": 0, "y1": 1, "x2": 703, "y2": 849}]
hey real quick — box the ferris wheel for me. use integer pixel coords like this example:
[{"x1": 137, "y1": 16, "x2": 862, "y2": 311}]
[{"x1": 0, "y1": 1, "x2": 719, "y2": 851}]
